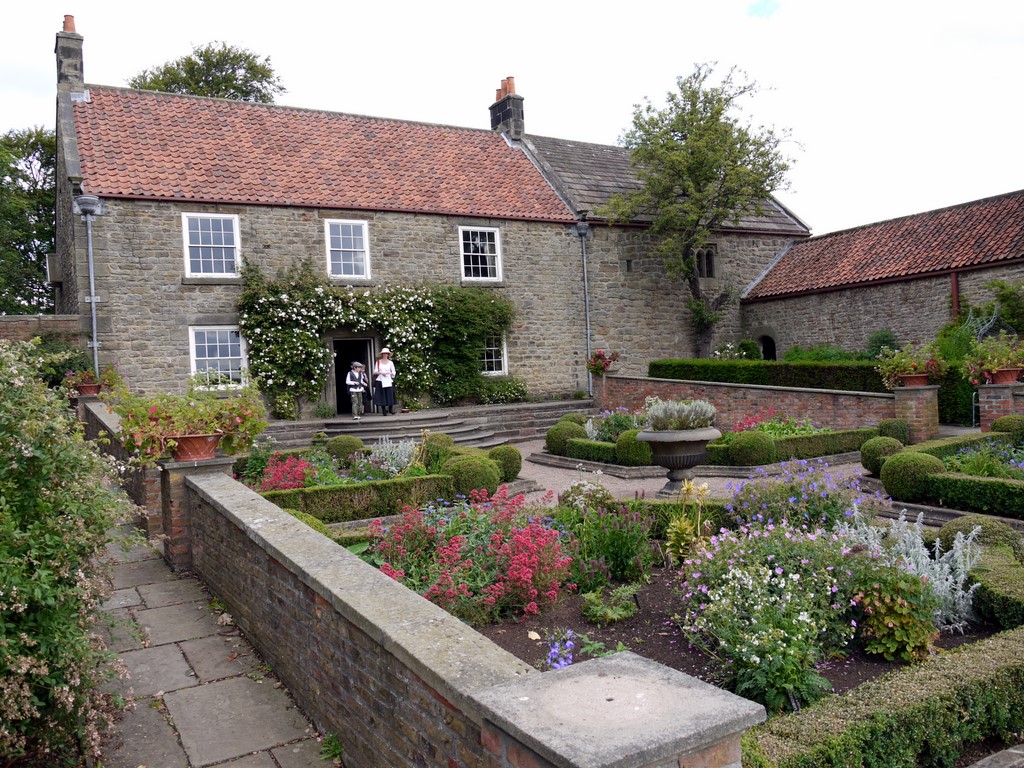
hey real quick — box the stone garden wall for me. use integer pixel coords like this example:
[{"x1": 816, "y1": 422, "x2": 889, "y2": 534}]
[{"x1": 183, "y1": 471, "x2": 765, "y2": 768}]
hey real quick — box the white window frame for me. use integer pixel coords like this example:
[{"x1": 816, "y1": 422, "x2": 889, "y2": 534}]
[
  {"x1": 181, "y1": 213, "x2": 241, "y2": 277},
  {"x1": 459, "y1": 226, "x2": 503, "y2": 282},
  {"x1": 324, "y1": 219, "x2": 371, "y2": 279},
  {"x1": 480, "y1": 334, "x2": 508, "y2": 376},
  {"x1": 189, "y1": 326, "x2": 248, "y2": 388}
]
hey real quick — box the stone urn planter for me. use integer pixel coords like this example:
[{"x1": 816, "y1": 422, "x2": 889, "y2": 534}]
[{"x1": 637, "y1": 427, "x2": 722, "y2": 498}]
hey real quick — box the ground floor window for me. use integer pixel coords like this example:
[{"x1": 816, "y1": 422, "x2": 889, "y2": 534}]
[
  {"x1": 481, "y1": 335, "x2": 507, "y2": 376},
  {"x1": 189, "y1": 326, "x2": 247, "y2": 385}
]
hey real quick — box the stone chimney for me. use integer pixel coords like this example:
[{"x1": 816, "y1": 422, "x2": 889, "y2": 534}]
[
  {"x1": 55, "y1": 15, "x2": 84, "y2": 92},
  {"x1": 489, "y1": 77, "x2": 524, "y2": 141}
]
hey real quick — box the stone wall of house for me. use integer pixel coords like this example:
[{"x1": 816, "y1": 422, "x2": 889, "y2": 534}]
[
  {"x1": 741, "y1": 264, "x2": 1024, "y2": 357},
  {"x1": 78, "y1": 198, "x2": 790, "y2": 401},
  {"x1": 583, "y1": 228, "x2": 795, "y2": 369}
]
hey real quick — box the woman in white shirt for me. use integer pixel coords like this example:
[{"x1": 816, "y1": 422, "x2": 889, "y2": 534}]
[{"x1": 372, "y1": 348, "x2": 397, "y2": 415}]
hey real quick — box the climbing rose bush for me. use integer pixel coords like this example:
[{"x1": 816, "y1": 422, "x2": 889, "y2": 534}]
[{"x1": 368, "y1": 488, "x2": 573, "y2": 625}]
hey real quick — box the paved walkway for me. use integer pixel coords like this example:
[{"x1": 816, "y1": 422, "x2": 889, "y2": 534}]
[{"x1": 95, "y1": 439, "x2": 1017, "y2": 768}]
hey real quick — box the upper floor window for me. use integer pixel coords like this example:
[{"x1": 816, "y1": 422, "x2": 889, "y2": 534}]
[
  {"x1": 694, "y1": 244, "x2": 717, "y2": 279},
  {"x1": 481, "y1": 334, "x2": 507, "y2": 376},
  {"x1": 325, "y1": 220, "x2": 371, "y2": 279},
  {"x1": 460, "y1": 227, "x2": 502, "y2": 281},
  {"x1": 182, "y1": 213, "x2": 240, "y2": 277},
  {"x1": 189, "y1": 326, "x2": 247, "y2": 386}
]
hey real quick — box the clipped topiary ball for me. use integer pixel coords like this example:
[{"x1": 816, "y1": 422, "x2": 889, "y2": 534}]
[
  {"x1": 558, "y1": 412, "x2": 589, "y2": 426},
  {"x1": 880, "y1": 451, "x2": 945, "y2": 503},
  {"x1": 937, "y1": 513, "x2": 1024, "y2": 564},
  {"x1": 861, "y1": 436, "x2": 905, "y2": 475},
  {"x1": 546, "y1": 421, "x2": 587, "y2": 456},
  {"x1": 727, "y1": 431, "x2": 777, "y2": 466},
  {"x1": 488, "y1": 444, "x2": 523, "y2": 483},
  {"x1": 877, "y1": 419, "x2": 911, "y2": 445},
  {"x1": 441, "y1": 454, "x2": 501, "y2": 496},
  {"x1": 616, "y1": 429, "x2": 653, "y2": 466},
  {"x1": 325, "y1": 435, "x2": 365, "y2": 465},
  {"x1": 992, "y1": 415, "x2": 1024, "y2": 440}
]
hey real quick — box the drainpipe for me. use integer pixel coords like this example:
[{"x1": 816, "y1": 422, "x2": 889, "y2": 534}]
[
  {"x1": 75, "y1": 195, "x2": 102, "y2": 376},
  {"x1": 573, "y1": 216, "x2": 593, "y2": 396}
]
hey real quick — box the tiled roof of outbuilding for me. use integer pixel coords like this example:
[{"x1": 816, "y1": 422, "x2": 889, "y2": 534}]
[
  {"x1": 72, "y1": 87, "x2": 575, "y2": 222},
  {"x1": 743, "y1": 189, "x2": 1024, "y2": 300},
  {"x1": 521, "y1": 134, "x2": 810, "y2": 235}
]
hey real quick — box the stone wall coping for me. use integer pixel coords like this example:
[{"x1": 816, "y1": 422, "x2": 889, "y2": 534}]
[
  {"x1": 185, "y1": 472, "x2": 536, "y2": 725},
  {"x1": 472, "y1": 651, "x2": 765, "y2": 768},
  {"x1": 610, "y1": 374, "x2": 895, "y2": 400}
]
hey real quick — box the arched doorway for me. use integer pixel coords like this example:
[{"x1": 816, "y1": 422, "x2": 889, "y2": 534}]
[{"x1": 759, "y1": 335, "x2": 777, "y2": 361}]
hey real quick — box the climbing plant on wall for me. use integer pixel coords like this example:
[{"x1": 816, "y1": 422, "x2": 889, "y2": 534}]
[{"x1": 238, "y1": 260, "x2": 516, "y2": 416}]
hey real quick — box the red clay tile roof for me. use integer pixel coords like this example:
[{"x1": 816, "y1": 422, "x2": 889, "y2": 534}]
[
  {"x1": 744, "y1": 189, "x2": 1024, "y2": 300},
  {"x1": 72, "y1": 87, "x2": 574, "y2": 222}
]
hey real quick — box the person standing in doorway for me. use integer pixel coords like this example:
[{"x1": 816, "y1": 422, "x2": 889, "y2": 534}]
[
  {"x1": 373, "y1": 348, "x2": 397, "y2": 415},
  {"x1": 345, "y1": 361, "x2": 369, "y2": 420}
]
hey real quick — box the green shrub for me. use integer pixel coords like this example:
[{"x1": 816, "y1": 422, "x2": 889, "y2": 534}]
[
  {"x1": 727, "y1": 430, "x2": 777, "y2": 466},
  {"x1": 558, "y1": 412, "x2": 589, "y2": 425},
  {"x1": 772, "y1": 428, "x2": 877, "y2": 460},
  {"x1": 647, "y1": 358, "x2": 887, "y2": 393},
  {"x1": 566, "y1": 438, "x2": 618, "y2": 464},
  {"x1": 927, "y1": 474, "x2": 1024, "y2": 517},
  {"x1": 288, "y1": 509, "x2": 331, "y2": 536},
  {"x1": 33, "y1": 333, "x2": 92, "y2": 388},
  {"x1": 422, "y1": 432, "x2": 457, "y2": 473},
  {"x1": 325, "y1": 435, "x2": 365, "y2": 465},
  {"x1": 581, "y1": 584, "x2": 641, "y2": 625},
  {"x1": 545, "y1": 421, "x2": 587, "y2": 455},
  {"x1": 264, "y1": 475, "x2": 454, "y2": 523},
  {"x1": 877, "y1": 418, "x2": 911, "y2": 444},
  {"x1": 737, "y1": 338, "x2": 763, "y2": 359},
  {"x1": 971, "y1": 546, "x2": 1024, "y2": 628},
  {"x1": 615, "y1": 429, "x2": 653, "y2": 466},
  {"x1": 880, "y1": 451, "x2": 945, "y2": 503},
  {"x1": 865, "y1": 329, "x2": 899, "y2": 358},
  {"x1": 993, "y1": 414, "x2": 1024, "y2": 440},
  {"x1": 860, "y1": 436, "x2": 904, "y2": 475},
  {"x1": 624, "y1": 497, "x2": 731, "y2": 540},
  {"x1": 487, "y1": 444, "x2": 522, "y2": 483},
  {"x1": 938, "y1": 514, "x2": 1024, "y2": 564},
  {"x1": 441, "y1": 454, "x2": 501, "y2": 496},
  {"x1": 0, "y1": 341, "x2": 131, "y2": 761},
  {"x1": 553, "y1": 504, "x2": 655, "y2": 590},
  {"x1": 478, "y1": 376, "x2": 529, "y2": 404},
  {"x1": 851, "y1": 563, "x2": 939, "y2": 661},
  {"x1": 908, "y1": 431, "x2": 1011, "y2": 460}
]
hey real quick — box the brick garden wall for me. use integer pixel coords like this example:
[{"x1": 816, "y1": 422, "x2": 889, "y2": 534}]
[
  {"x1": 0, "y1": 314, "x2": 81, "y2": 342},
  {"x1": 597, "y1": 375, "x2": 896, "y2": 432}
]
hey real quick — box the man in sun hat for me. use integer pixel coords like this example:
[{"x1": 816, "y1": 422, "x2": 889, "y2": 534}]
[{"x1": 345, "y1": 361, "x2": 369, "y2": 420}]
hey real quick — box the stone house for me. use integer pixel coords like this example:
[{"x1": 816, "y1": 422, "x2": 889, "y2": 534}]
[
  {"x1": 741, "y1": 189, "x2": 1024, "y2": 357},
  {"x1": 53, "y1": 17, "x2": 808, "y2": 412}
]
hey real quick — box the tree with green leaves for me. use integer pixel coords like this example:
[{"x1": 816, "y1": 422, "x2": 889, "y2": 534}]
[
  {"x1": 604, "y1": 63, "x2": 792, "y2": 357},
  {"x1": 128, "y1": 42, "x2": 286, "y2": 103},
  {"x1": 0, "y1": 127, "x2": 56, "y2": 314}
]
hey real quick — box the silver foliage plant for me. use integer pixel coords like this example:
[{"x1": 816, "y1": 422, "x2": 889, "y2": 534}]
[
  {"x1": 584, "y1": 418, "x2": 600, "y2": 440},
  {"x1": 645, "y1": 398, "x2": 717, "y2": 430},
  {"x1": 369, "y1": 435, "x2": 418, "y2": 477},
  {"x1": 839, "y1": 509, "x2": 981, "y2": 632}
]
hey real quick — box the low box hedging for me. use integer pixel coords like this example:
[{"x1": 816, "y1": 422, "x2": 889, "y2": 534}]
[
  {"x1": 262, "y1": 474, "x2": 454, "y2": 523},
  {"x1": 623, "y1": 497, "x2": 732, "y2": 539},
  {"x1": 743, "y1": 624, "x2": 1024, "y2": 767},
  {"x1": 906, "y1": 432, "x2": 1012, "y2": 460},
  {"x1": 647, "y1": 359, "x2": 886, "y2": 392},
  {"x1": 705, "y1": 428, "x2": 877, "y2": 466},
  {"x1": 565, "y1": 438, "x2": 618, "y2": 464},
  {"x1": 971, "y1": 546, "x2": 1024, "y2": 629},
  {"x1": 925, "y1": 473, "x2": 1024, "y2": 518}
]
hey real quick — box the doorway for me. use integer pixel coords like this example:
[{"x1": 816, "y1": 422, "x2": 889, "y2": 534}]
[
  {"x1": 333, "y1": 338, "x2": 374, "y2": 415},
  {"x1": 759, "y1": 335, "x2": 777, "y2": 361}
]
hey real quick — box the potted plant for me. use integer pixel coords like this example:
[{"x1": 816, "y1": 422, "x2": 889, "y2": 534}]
[
  {"x1": 963, "y1": 331, "x2": 1024, "y2": 385},
  {"x1": 875, "y1": 343, "x2": 948, "y2": 389},
  {"x1": 586, "y1": 349, "x2": 620, "y2": 377},
  {"x1": 636, "y1": 398, "x2": 721, "y2": 497},
  {"x1": 64, "y1": 365, "x2": 123, "y2": 397},
  {"x1": 104, "y1": 379, "x2": 268, "y2": 465}
]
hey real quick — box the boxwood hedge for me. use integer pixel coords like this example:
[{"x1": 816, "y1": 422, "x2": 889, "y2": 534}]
[
  {"x1": 262, "y1": 474, "x2": 454, "y2": 523},
  {"x1": 565, "y1": 438, "x2": 618, "y2": 464}
]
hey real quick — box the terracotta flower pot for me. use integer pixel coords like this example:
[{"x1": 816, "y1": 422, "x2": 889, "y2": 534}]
[
  {"x1": 75, "y1": 383, "x2": 101, "y2": 397},
  {"x1": 897, "y1": 373, "x2": 930, "y2": 388},
  {"x1": 991, "y1": 368, "x2": 1022, "y2": 385},
  {"x1": 170, "y1": 433, "x2": 222, "y2": 462},
  {"x1": 636, "y1": 427, "x2": 722, "y2": 497}
]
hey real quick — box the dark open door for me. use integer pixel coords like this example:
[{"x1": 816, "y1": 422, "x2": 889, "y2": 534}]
[{"x1": 333, "y1": 338, "x2": 373, "y2": 414}]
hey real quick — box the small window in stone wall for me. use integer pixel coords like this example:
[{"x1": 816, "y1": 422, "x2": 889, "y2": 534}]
[
  {"x1": 190, "y1": 326, "x2": 248, "y2": 386},
  {"x1": 694, "y1": 244, "x2": 717, "y2": 279},
  {"x1": 460, "y1": 227, "x2": 502, "y2": 281},
  {"x1": 325, "y1": 219, "x2": 371, "y2": 279},
  {"x1": 182, "y1": 213, "x2": 240, "y2": 277},
  {"x1": 481, "y1": 335, "x2": 507, "y2": 376}
]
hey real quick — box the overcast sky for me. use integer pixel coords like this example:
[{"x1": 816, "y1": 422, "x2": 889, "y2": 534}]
[{"x1": 3, "y1": 0, "x2": 1022, "y2": 235}]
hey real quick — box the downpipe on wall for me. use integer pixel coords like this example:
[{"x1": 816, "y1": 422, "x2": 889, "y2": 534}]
[
  {"x1": 573, "y1": 217, "x2": 593, "y2": 396},
  {"x1": 74, "y1": 195, "x2": 102, "y2": 377}
]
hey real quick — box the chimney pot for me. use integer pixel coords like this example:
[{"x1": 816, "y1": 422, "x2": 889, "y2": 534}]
[
  {"x1": 489, "y1": 76, "x2": 524, "y2": 140},
  {"x1": 63, "y1": 15, "x2": 76, "y2": 33},
  {"x1": 505, "y1": 76, "x2": 516, "y2": 94}
]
